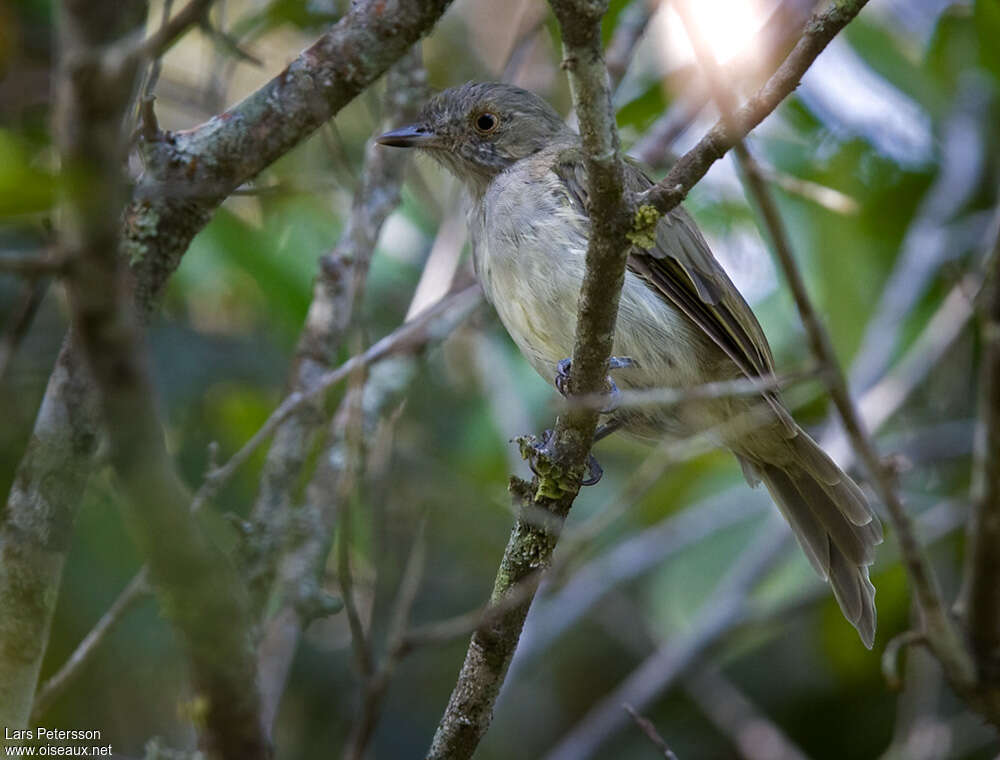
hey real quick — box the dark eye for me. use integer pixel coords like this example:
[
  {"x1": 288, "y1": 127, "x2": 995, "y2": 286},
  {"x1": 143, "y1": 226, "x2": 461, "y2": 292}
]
[{"x1": 474, "y1": 111, "x2": 499, "y2": 134}]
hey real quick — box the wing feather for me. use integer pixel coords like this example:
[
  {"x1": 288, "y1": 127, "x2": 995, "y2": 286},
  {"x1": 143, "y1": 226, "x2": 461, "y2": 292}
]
[{"x1": 552, "y1": 149, "x2": 793, "y2": 434}]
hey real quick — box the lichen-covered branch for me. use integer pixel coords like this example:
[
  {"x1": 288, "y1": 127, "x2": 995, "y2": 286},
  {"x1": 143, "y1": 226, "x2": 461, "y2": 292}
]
[
  {"x1": 425, "y1": 2, "x2": 633, "y2": 757},
  {"x1": 126, "y1": 0, "x2": 454, "y2": 313},
  {"x1": 0, "y1": 0, "x2": 146, "y2": 730},
  {"x1": 50, "y1": 1, "x2": 270, "y2": 756},
  {"x1": 2, "y1": 0, "x2": 453, "y2": 727}
]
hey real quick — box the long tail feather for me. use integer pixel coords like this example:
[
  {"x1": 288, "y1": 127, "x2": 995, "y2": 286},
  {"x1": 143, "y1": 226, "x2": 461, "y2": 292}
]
[{"x1": 741, "y1": 429, "x2": 882, "y2": 648}]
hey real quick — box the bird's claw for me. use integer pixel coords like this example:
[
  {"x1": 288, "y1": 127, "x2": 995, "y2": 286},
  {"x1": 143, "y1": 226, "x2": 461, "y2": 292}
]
[
  {"x1": 555, "y1": 356, "x2": 636, "y2": 413},
  {"x1": 581, "y1": 454, "x2": 603, "y2": 486},
  {"x1": 519, "y1": 429, "x2": 604, "y2": 487},
  {"x1": 555, "y1": 358, "x2": 573, "y2": 397}
]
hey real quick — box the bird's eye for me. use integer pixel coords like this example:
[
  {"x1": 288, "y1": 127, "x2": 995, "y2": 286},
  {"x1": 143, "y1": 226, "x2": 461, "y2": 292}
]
[{"x1": 474, "y1": 111, "x2": 500, "y2": 134}]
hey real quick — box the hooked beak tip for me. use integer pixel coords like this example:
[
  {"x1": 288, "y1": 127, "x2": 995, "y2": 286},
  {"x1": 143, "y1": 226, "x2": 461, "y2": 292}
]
[{"x1": 375, "y1": 124, "x2": 436, "y2": 148}]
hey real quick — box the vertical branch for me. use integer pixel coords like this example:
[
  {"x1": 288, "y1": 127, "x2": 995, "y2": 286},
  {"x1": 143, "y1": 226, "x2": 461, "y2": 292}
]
[
  {"x1": 962, "y1": 214, "x2": 1000, "y2": 679},
  {"x1": 1, "y1": 3, "x2": 452, "y2": 728},
  {"x1": 0, "y1": 0, "x2": 145, "y2": 731},
  {"x1": 52, "y1": 1, "x2": 270, "y2": 756},
  {"x1": 426, "y1": 3, "x2": 634, "y2": 758}
]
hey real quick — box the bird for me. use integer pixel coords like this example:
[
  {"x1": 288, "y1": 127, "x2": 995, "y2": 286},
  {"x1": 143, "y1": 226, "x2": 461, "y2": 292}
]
[{"x1": 376, "y1": 81, "x2": 882, "y2": 648}]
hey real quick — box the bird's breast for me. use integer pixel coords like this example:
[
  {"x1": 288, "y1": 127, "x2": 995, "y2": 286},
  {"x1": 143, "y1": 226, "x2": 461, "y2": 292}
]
[{"x1": 470, "y1": 167, "x2": 709, "y2": 393}]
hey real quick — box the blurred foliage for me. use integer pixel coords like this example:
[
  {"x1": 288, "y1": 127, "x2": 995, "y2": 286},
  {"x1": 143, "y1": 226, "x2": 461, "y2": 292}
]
[{"x1": 2, "y1": 0, "x2": 1000, "y2": 758}]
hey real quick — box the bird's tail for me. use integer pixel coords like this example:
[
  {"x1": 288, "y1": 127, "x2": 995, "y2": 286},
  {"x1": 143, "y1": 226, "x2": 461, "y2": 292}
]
[{"x1": 740, "y1": 429, "x2": 883, "y2": 648}]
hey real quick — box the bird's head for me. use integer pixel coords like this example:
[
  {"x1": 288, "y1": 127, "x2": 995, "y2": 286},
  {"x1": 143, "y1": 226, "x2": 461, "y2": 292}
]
[{"x1": 376, "y1": 82, "x2": 572, "y2": 194}]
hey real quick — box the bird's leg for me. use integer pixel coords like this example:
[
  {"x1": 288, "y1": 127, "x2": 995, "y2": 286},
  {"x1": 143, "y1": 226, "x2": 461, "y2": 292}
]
[
  {"x1": 550, "y1": 359, "x2": 633, "y2": 486},
  {"x1": 579, "y1": 419, "x2": 623, "y2": 486},
  {"x1": 521, "y1": 412, "x2": 623, "y2": 489},
  {"x1": 555, "y1": 356, "x2": 637, "y2": 413}
]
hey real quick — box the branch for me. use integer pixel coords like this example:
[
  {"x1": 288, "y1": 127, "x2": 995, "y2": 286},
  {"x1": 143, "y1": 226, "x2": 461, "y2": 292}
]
[
  {"x1": 425, "y1": 1, "x2": 633, "y2": 756},
  {"x1": 961, "y1": 208, "x2": 1000, "y2": 680},
  {"x1": 132, "y1": 0, "x2": 214, "y2": 61},
  {"x1": 605, "y1": 0, "x2": 654, "y2": 91},
  {"x1": 543, "y1": 520, "x2": 788, "y2": 760},
  {"x1": 247, "y1": 47, "x2": 427, "y2": 626},
  {"x1": 52, "y1": 1, "x2": 271, "y2": 755},
  {"x1": 638, "y1": 0, "x2": 872, "y2": 216},
  {"x1": 0, "y1": 250, "x2": 67, "y2": 278},
  {"x1": 31, "y1": 570, "x2": 150, "y2": 722},
  {"x1": 1, "y1": 0, "x2": 454, "y2": 730},
  {"x1": 127, "y1": 0, "x2": 455, "y2": 313},
  {"x1": 622, "y1": 704, "x2": 679, "y2": 760}
]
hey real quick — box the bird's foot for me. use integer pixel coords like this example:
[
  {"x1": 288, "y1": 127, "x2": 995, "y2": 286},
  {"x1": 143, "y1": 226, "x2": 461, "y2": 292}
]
[
  {"x1": 518, "y1": 429, "x2": 604, "y2": 487},
  {"x1": 555, "y1": 356, "x2": 636, "y2": 413}
]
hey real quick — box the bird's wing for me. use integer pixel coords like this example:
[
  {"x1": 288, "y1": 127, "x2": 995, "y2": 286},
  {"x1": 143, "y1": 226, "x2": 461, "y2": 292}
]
[{"x1": 552, "y1": 147, "x2": 793, "y2": 433}]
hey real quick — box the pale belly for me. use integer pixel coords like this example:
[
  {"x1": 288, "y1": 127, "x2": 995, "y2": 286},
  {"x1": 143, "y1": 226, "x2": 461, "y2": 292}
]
[
  {"x1": 474, "y1": 226, "x2": 728, "y2": 438},
  {"x1": 469, "y1": 166, "x2": 740, "y2": 439}
]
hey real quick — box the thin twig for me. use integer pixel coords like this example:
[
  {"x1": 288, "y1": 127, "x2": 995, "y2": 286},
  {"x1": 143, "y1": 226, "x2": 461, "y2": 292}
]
[
  {"x1": 132, "y1": 0, "x2": 215, "y2": 62},
  {"x1": 960, "y1": 205, "x2": 1000, "y2": 681},
  {"x1": 190, "y1": 285, "x2": 481, "y2": 513},
  {"x1": 0, "y1": 250, "x2": 67, "y2": 278},
  {"x1": 0, "y1": 282, "x2": 47, "y2": 383},
  {"x1": 343, "y1": 520, "x2": 428, "y2": 760},
  {"x1": 605, "y1": 0, "x2": 654, "y2": 91},
  {"x1": 882, "y1": 631, "x2": 928, "y2": 692},
  {"x1": 639, "y1": 0, "x2": 873, "y2": 215},
  {"x1": 623, "y1": 703, "x2": 679, "y2": 760},
  {"x1": 568, "y1": 366, "x2": 818, "y2": 412},
  {"x1": 31, "y1": 570, "x2": 150, "y2": 721}
]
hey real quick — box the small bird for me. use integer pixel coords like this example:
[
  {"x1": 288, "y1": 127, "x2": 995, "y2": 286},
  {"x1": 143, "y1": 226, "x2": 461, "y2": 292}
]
[{"x1": 377, "y1": 82, "x2": 882, "y2": 647}]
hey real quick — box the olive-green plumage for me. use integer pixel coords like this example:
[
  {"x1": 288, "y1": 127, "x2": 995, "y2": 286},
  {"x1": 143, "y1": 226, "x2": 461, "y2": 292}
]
[{"x1": 377, "y1": 82, "x2": 882, "y2": 647}]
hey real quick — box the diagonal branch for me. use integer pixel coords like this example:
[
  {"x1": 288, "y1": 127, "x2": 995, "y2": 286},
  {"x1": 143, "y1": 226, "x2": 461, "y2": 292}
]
[
  {"x1": 639, "y1": 0, "x2": 872, "y2": 217},
  {"x1": 676, "y1": 0, "x2": 978, "y2": 704}
]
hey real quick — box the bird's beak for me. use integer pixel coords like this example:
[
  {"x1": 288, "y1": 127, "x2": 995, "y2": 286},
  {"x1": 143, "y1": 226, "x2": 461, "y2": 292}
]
[{"x1": 375, "y1": 124, "x2": 438, "y2": 148}]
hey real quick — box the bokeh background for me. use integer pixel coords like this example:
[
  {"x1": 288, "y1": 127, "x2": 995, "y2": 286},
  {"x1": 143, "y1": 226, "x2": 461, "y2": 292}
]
[{"x1": 2, "y1": 0, "x2": 1000, "y2": 757}]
